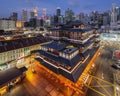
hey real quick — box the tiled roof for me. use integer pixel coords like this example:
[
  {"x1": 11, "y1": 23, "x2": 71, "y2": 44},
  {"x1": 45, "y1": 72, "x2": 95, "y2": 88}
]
[
  {"x1": 43, "y1": 41, "x2": 67, "y2": 51},
  {"x1": 0, "y1": 36, "x2": 51, "y2": 53},
  {"x1": 49, "y1": 28, "x2": 94, "y2": 33},
  {"x1": 36, "y1": 46, "x2": 99, "y2": 82},
  {"x1": 38, "y1": 50, "x2": 59, "y2": 62},
  {"x1": 0, "y1": 67, "x2": 22, "y2": 87},
  {"x1": 62, "y1": 47, "x2": 78, "y2": 54},
  {"x1": 37, "y1": 50, "x2": 82, "y2": 67}
]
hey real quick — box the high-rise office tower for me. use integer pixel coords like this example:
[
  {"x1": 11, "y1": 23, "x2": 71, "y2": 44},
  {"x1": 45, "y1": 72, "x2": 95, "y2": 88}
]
[
  {"x1": 77, "y1": 12, "x2": 85, "y2": 22},
  {"x1": 102, "y1": 11, "x2": 111, "y2": 26},
  {"x1": 54, "y1": 15, "x2": 58, "y2": 23},
  {"x1": 116, "y1": 7, "x2": 120, "y2": 21},
  {"x1": 22, "y1": 9, "x2": 28, "y2": 21},
  {"x1": 30, "y1": 7, "x2": 38, "y2": 19},
  {"x1": 111, "y1": 4, "x2": 117, "y2": 22},
  {"x1": 30, "y1": 11, "x2": 34, "y2": 19},
  {"x1": 111, "y1": 4, "x2": 117, "y2": 27},
  {"x1": 33, "y1": 7, "x2": 38, "y2": 18},
  {"x1": 56, "y1": 7, "x2": 61, "y2": 16},
  {"x1": 9, "y1": 12, "x2": 18, "y2": 21},
  {"x1": 89, "y1": 11, "x2": 99, "y2": 24},
  {"x1": 65, "y1": 8, "x2": 74, "y2": 23},
  {"x1": 42, "y1": 8, "x2": 47, "y2": 21}
]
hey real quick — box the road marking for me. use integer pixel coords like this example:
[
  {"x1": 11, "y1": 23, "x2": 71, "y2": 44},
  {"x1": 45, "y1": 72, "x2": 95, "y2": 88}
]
[{"x1": 102, "y1": 73, "x2": 104, "y2": 79}]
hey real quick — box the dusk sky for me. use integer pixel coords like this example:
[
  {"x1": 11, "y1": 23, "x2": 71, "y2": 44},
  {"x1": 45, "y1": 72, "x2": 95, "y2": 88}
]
[{"x1": 0, "y1": 0, "x2": 120, "y2": 18}]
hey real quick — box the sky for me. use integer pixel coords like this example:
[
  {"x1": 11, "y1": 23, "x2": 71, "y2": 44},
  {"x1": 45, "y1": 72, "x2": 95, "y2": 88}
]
[{"x1": 0, "y1": 0, "x2": 120, "y2": 18}]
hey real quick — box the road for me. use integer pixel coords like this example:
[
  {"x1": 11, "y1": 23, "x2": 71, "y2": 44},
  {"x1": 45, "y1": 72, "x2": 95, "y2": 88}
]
[
  {"x1": 4, "y1": 63, "x2": 79, "y2": 96},
  {"x1": 3, "y1": 45, "x2": 119, "y2": 96},
  {"x1": 87, "y1": 46, "x2": 115, "y2": 96}
]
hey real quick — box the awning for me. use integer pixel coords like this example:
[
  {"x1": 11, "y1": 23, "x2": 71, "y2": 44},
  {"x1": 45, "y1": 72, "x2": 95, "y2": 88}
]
[{"x1": 0, "y1": 67, "x2": 22, "y2": 88}]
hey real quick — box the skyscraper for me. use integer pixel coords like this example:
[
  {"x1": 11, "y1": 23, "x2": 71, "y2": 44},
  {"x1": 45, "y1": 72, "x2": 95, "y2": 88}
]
[
  {"x1": 53, "y1": 7, "x2": 64, "y2": 24},
  {"x1": 103, "y1": 11, "x2": 111, "y2": 26},
  {"x1": 89, "y1": 11, "x2": 99, "y2": 24},
  {"x1": 30, "y1": 11, "x2": 34, "y2": 19},
  {"x1": 9, "y1": 12, "x2": 18, "y2": 21},
  {"x1": 77, "y1": 12, "x2": 85, "y2": 23},
  {"x1": 65, "y1": 8, "x2": 74, "y2": 23},
  {"x1": 56, "y1": 7, "x2": 61, "y2": 16},
  {"x1": 22, "y1": 9, "x2": 27, "y2": 21},
  {"x1": 30, "y1": 7, "x2": 38, "y2": 19},
  {"x1": 42, "y1": 8, "x2": 47, "y2": 21},
  {"x1": 116, "y1": 7, "x2": 120, "y2": 21},
  {"x1": 33, "y1": 7, "x2": 38, "y2": 18},
  {"x1": 110, "y1": 4, "x2": 117, "y2": 27},
  {"x1": 54, "y1": 15, "x2": 58, "y2": 24}
]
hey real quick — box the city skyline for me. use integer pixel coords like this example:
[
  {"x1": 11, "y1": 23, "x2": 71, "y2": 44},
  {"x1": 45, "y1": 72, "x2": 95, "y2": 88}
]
[
  {"x1": 0, "y1": 0, "x2": 120, "y2": 18},
  {"x1": 0, "y1": 1, "x2": 120, "y2": 96}
]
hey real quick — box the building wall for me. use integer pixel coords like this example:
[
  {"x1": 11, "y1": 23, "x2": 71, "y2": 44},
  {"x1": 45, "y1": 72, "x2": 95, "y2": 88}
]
[
  {"x1": 22, "y1": 10, "x2": 28, "y2": 21},
  {"x1": 59, "y1": 50, "x2": 79, "y2": 60},
  {"x1": 0, "y1": 44, "x2": 40, "y2": 71},
  {"x1": 0, "y1": 19, "x2": 16, "y2": 30},
  {"x1": 16, "y1": 21, "x2": 24, "y2": 28},
  {"x1": 49, "y1": 29, "x2": 95, "y2": 41}
]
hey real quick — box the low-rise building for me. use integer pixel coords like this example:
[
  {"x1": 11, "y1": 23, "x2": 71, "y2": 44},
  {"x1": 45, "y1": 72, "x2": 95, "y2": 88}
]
[
  {"x1": 0, "y1": 34, "x2": 51, "y2": 71},
  {"x1": 0, "y1": 19, "x2": 16, "y2": 31},
  {"x1": 0, "y1": 33, "x2": 51, "y2": 94}
]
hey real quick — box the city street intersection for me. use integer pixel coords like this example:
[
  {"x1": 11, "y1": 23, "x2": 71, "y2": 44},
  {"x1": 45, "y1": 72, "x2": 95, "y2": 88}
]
[{"x1": 4, "y1": 44, "x2": 120, "y2": 96}]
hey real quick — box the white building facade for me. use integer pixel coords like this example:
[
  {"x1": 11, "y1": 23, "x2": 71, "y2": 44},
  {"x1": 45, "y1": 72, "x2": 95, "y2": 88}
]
[
  {"x1": 0, "y1": 19, "x2": 16, "y2": 31},
  {"x1": 110, "y1": 4, "x2": 118, "y2": 29}
]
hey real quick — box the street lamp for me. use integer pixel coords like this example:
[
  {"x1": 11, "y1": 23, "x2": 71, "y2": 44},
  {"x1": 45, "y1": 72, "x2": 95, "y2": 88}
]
[
  {"x1": 92, "y1": 63, "x2": 95, "y2": 67},
  {"x1": 116, "y1": 86, "x2": 119, "y2": 91}
]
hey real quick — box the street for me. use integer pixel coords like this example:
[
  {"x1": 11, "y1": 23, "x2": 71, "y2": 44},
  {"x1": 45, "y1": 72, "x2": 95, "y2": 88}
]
[
  {"x1": 87, "y1": 42, "x2": 120, "y2": 96},
  {"x1": 87, "y1": 46, "x2": 115, "y2": 96},
  {"x1": 3, "y1": 45, "x2": 120, "y2": 96},
  {"x1": 4, "y1": 63, "x2": 79, "y2": 96}
]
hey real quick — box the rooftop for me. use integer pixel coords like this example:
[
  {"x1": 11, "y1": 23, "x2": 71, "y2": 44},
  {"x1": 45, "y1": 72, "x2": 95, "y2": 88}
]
[
  {"x1": 37, "y1": 49, "x2": 82, "y2": 67},
  {"x1": 42, "y1": 41, "x2": 67, "y2": 51},
  {"x1": 0, "y1": 67, "x2": 22, "y2": 87},
  {"x1": 0, "y1": 35, "x2": 51, "y2": 53},
  {"x1": 36, "y1": 47, "x2": 99, "y2": 82},
  {"x1": 63, "y1": 47, "x2": 78, "y2": 54},
  {"x1": 49, "y1": 28, "x2": 95, "y2": 33}
]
